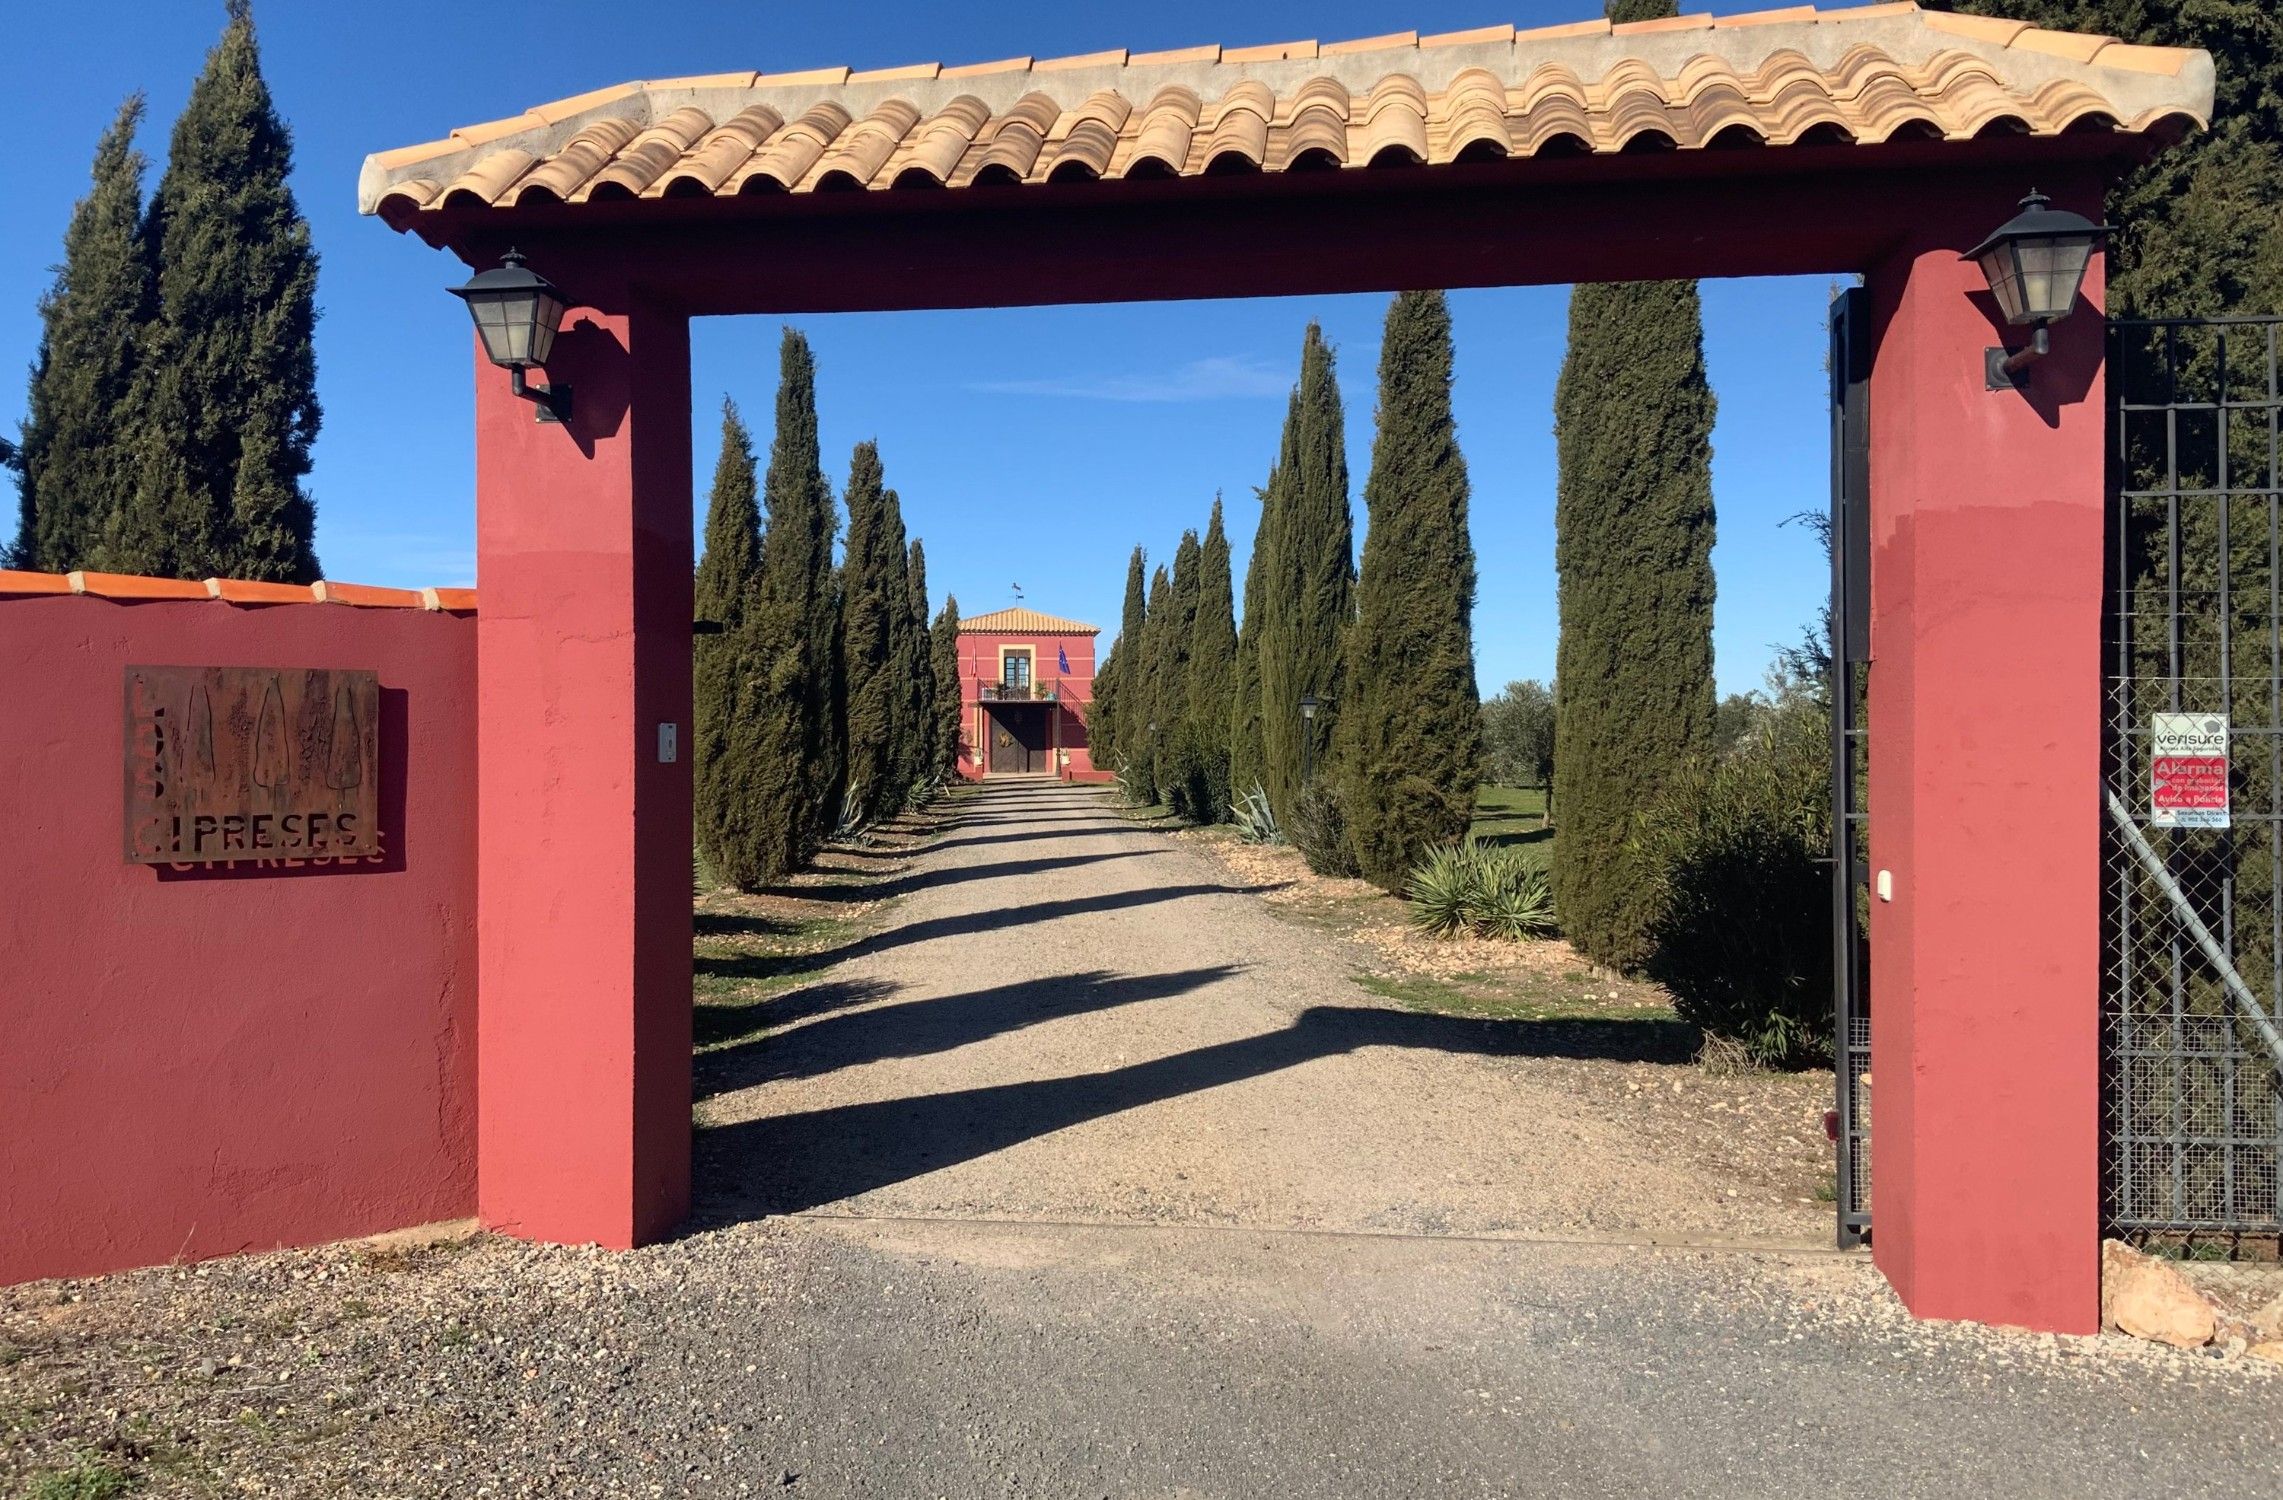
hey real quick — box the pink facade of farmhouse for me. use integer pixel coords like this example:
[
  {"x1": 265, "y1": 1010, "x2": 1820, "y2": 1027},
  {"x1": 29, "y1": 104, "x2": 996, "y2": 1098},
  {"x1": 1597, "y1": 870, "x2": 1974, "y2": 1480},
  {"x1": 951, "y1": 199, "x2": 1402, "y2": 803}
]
[{"x1": 955, "y1": 607, "x2": 1105, "y2": 782}]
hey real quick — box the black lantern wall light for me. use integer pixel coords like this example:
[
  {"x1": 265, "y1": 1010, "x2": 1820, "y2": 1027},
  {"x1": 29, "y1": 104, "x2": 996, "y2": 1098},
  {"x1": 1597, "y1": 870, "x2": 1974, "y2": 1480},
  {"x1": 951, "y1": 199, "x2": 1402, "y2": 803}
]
[
  {"x1": 449, "y1": 249, "x2": 573, "y2": 422},
  {"x1": 1963, "y1": 191, "x2": 2109, "y2": 391}
]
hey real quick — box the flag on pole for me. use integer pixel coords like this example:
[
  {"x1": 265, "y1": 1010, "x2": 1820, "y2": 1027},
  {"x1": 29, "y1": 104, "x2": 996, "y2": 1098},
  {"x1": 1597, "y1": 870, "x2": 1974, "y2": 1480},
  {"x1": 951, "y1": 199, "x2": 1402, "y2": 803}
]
[{"x1": 1058, "y1": 646, "x2": 1070, "y2": 673}]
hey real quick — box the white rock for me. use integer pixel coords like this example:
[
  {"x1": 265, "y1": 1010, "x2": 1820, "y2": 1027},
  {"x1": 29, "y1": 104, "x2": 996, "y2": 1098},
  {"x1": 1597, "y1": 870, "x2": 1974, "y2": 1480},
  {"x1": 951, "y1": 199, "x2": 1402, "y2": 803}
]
[{"x1": 2100, "y1": 1240, "x2": 2216, "y2": 1350}]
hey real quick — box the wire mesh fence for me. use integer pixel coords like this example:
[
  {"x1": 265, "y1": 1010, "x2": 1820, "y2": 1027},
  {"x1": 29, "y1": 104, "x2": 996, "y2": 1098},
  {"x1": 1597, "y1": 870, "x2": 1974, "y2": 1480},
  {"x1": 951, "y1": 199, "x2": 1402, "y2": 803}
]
[{"x1": 2105, "y1": 317, "x2": 2283, "y2": 1243}]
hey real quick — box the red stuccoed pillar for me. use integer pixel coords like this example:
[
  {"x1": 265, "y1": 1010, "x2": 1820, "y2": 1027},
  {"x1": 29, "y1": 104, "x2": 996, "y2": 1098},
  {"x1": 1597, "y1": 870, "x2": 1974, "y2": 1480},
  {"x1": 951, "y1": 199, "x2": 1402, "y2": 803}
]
[
  {"x1": 1863, "y1": 180, "x2": 2108, "y2": 1333},
  {"x1": 473, "y1": 286, "x2": 693, "y2": 1248}
]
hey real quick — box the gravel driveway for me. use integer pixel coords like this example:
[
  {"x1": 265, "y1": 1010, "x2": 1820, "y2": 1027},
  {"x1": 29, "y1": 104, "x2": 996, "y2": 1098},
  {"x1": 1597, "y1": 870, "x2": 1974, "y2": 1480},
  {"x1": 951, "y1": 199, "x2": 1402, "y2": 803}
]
[
  {"x1": 10, "y1": 778, "x2": 2279, "y2": 1497},
  {"x1": 696, "y1": 777, "x2": 1823, "y2": 1243}
]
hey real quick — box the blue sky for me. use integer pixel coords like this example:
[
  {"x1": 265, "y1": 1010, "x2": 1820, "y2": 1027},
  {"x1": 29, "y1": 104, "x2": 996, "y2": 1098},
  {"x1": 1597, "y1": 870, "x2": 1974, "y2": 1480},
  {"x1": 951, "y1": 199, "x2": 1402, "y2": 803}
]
[{"x1": 0, "y1": 1, "x2": 1835, "y2": 695}]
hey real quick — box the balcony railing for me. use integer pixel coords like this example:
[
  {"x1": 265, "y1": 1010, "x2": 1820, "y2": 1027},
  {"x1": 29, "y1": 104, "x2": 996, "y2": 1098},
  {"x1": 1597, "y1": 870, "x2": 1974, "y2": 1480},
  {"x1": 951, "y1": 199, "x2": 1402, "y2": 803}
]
[{"x1": 978, "y1": 681, "x2": 1058, "y2": 703}]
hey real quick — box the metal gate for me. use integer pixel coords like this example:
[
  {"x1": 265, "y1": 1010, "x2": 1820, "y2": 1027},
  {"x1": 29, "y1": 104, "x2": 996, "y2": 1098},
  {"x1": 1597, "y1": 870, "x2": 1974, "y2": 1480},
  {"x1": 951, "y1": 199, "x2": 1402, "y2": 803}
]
[
  {"x1": 1829, "y1": 286, "x2": 1873, "y2": 1248},
  {"x1": 2104, "y1": 315, "x2": 2283, "y2": 1244}
]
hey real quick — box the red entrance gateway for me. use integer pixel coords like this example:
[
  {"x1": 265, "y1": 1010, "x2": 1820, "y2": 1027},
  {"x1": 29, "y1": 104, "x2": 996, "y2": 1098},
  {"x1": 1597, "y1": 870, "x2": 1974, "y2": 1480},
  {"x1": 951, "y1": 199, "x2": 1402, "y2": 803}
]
[
  {"x1": 955, "y1": 607, "x2": 1104, "y2": 782},
  {"x1": 357, "y1": 3, "x2": 2216, "y2": 1332}
]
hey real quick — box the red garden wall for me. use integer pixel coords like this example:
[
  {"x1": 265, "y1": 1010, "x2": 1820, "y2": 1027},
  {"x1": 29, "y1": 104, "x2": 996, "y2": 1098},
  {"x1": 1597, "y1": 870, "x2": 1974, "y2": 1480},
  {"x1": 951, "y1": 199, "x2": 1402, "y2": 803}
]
[{"x1": 0, "y1": 574, "x2": 479, "y2": 1284}]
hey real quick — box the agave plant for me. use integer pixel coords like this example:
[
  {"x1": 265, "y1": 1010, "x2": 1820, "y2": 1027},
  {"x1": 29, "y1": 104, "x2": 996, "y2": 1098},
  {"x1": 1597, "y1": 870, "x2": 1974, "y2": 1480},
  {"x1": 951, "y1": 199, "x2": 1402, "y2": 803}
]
[
  {"x1": 1232, "y1": 782, "x2": 1282, "y2": 845},
  {"x1": 1406, "y1": 843, "x2": 1479, "y2": 937},
  {"x1": 833, "y1": 781, "x2": 870, "y2": 841},
  {"x1": 1407, "y1": 841, "x2": 1557, "y2": 941},
  {"x1": 1472, "y1": 859, "x2": 1556, "y2": 940},
  {"x1": 1111, "y1": 754, "x2": 1151, "y2": 808}
]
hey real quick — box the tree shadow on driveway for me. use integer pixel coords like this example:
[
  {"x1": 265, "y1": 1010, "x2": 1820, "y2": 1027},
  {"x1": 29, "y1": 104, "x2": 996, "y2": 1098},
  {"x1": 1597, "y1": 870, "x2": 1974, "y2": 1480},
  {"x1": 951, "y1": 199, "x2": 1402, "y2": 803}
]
[
  {"x1": 696, "y1": 966, "x2": 1243, "y2": 1099},
  {"x1": 769, "y1": 846, "x2": 1168, "y2": 905},
  {"x1": 694, "y1": 882, "x2": 1286, "y2": 986},
  {"x1": 691, "y1": 1000, "x2": 1677, "y2": 1225}
]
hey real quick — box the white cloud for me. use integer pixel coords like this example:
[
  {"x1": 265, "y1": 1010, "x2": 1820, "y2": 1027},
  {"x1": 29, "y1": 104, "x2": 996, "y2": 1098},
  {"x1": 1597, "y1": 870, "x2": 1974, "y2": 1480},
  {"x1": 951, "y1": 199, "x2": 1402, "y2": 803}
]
[{"x1": 967, "y1": 355, "x2": 1289, "y2": 403}]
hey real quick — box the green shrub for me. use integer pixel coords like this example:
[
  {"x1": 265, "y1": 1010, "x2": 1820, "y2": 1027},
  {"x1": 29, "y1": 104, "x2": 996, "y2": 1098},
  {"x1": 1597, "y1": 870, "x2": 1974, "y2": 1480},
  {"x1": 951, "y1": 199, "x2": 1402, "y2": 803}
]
[
  {"x1": 1288, "y1": 775, "x2": 1360, "y2": 877},
  {"x1": 1634, "y1": 690, "x2": 1833, "y2": 1067},
  {"x1": 1406, "y1": 841, "x2": 1556, "y2": 940},
  {"x1": 32, "y1": 1458, "x2": 134, "y2": 1500},
  {"x1": 1232, "y1": 782, "x2": 1281, "y2": 844}
]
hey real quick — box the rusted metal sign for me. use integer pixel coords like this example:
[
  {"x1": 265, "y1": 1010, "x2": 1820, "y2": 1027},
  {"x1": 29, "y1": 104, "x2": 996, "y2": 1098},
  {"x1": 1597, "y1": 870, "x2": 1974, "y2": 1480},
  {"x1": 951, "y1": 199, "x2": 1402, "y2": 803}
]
[{"x1": 123, "y1": 666, "x2": 381, "y2": 865}]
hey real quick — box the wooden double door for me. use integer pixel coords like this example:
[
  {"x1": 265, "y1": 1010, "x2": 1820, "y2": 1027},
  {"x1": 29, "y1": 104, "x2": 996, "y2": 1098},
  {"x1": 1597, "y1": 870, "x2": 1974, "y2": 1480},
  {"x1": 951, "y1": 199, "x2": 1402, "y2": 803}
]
[{"x1": 985, "y1": 706, "x2": 1051, "y2": 774}]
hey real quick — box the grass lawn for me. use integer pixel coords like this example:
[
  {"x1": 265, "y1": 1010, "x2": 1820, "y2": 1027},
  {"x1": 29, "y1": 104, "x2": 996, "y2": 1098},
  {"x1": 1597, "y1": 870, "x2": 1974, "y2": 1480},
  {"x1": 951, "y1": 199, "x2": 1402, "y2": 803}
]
[
  {"x1": 1469, "y1": 784, "x2": 1553, "y2": 871},
  {"x1": 689, "y1": 796, "x2": 950, "y2": 1055}
]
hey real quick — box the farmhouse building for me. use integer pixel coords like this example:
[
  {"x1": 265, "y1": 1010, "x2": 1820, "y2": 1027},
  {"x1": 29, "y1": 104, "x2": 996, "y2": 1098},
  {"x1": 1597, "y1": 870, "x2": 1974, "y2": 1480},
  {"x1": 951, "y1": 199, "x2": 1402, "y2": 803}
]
[{"x1": 955, "y1": 607, "x2": 1103, "y2": 781}]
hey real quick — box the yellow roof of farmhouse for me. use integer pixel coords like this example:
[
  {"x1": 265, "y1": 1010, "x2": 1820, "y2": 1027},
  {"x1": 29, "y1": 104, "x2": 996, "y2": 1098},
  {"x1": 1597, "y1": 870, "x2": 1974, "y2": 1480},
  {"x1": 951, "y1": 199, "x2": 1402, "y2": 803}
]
[{"x1": 960, "y1": 607, "x2": 1100, "y2": 635}]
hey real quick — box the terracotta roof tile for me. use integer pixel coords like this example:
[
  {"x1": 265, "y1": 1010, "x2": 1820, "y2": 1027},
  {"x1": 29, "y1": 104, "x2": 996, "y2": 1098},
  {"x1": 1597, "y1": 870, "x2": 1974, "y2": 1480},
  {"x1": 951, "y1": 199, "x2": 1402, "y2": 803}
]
[
  {"x1": 1422, "y1": 24, "x2": 1514, "y2": 50},
  {"x1": 0, "y1": 569, "x2": 72, "y2": 595},
  {"x1": 0, "y1": 570, "x2": 475, "y2": 611},
  {"x1": 313, "y1": 581, "x2": 428, "y2": 608},
  {"x1": 360, "y1": 3, "x2": 2214, "y2": 218},
  {"x1": 1037, "y1": 49, "x2": 1128, "y2": 73},
  {"x1": 70, "y1": 572, "x2": 208, "y2": 600},
  {"x1": 208, "y1": 578, "x2": 310, "y2": 604},
  {"x1": 1322, "y1": 32, "x2": 1417, "y2": 57},
  {"x1": 1715, "y1": 5, "x2": 1820, "y2": 27},
  {"x1": 1612, "y1": 12, "x2": 1718, "y2": 37},
  {"x1": 1130, "y1": 44, "x2": 1219, "y2": 68},
  {"x1": 959, "y1": 606, "x2": 1099, "y2": 635}
]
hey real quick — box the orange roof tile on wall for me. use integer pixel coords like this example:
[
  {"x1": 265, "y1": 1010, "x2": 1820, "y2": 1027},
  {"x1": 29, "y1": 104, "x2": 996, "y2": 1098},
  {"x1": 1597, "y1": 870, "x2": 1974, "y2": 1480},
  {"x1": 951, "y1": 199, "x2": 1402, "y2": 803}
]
[
  {"x1": 313, "y1": 581, "x2": 428, "y2": 609},
  {"x1": 69, "y1": 572, "x2": 209, "y2": 601},
  {"x1": 0, "y1": 569, "x2": 475, "y2": 611},
  {"x1": 207, "y1": 578, "x2": 312, "y2": 605},
  {"x1": 357, "y1": 3, "x2": 2215, "y2": 219}
]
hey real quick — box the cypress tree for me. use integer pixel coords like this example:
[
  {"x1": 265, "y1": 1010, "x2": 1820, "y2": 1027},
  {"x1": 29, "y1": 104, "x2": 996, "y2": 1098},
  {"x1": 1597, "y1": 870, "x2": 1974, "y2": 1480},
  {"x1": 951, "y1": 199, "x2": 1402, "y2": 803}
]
[
  {"x1": 693, "y1": 399, "x2": 764, "y2": 886},
  {"x1": 837, "y1": 442, "x2": 899, "y2": 823},
  {"x1": 879, "y1": 491, "x2": 914, "y2": 809},
  {"x1": 1229, "y1": 482, "x2": 1273, "y2": 803},
  {"x1": 1935, "y1": 1, "x2": 2281, "y2": 318},
  {"x1": 12, "y1": 97, "x2": 150, "y2": 573},
  {"x1": 930, "y1": 595, "x2": 963, "y2": 778},
  {"x1": 1130, "y1": 564, "x2": 1172, "y2": 803},
  {"x1": 1258, "y1": 323, "x2": 1353, "y2": 817},
  {"x1": 1151, "y1": 529, "x2": 1204, "y2": 816},
  {"x1": 1345, "y1": 291, "x2": 1480, "y2": 890},
  {"x1": 120, "y1": 2, "x2": 320, "y2": 582},
  {"x1": 1553, "y1": 5, "x2": 1718, "y2": 969},
  {"x1": 1184, "y1": 496, "x2": 1239, "y2": 820},
  {"x1": 1096, "y1": 546, "x2": 1148, "y2": 769},
  {"x1": 903, "y1": 538, "x2": 935, "y2": 799},
  {"x1": 744, "y1": 329, "x2": 841, "y2": 878}
]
